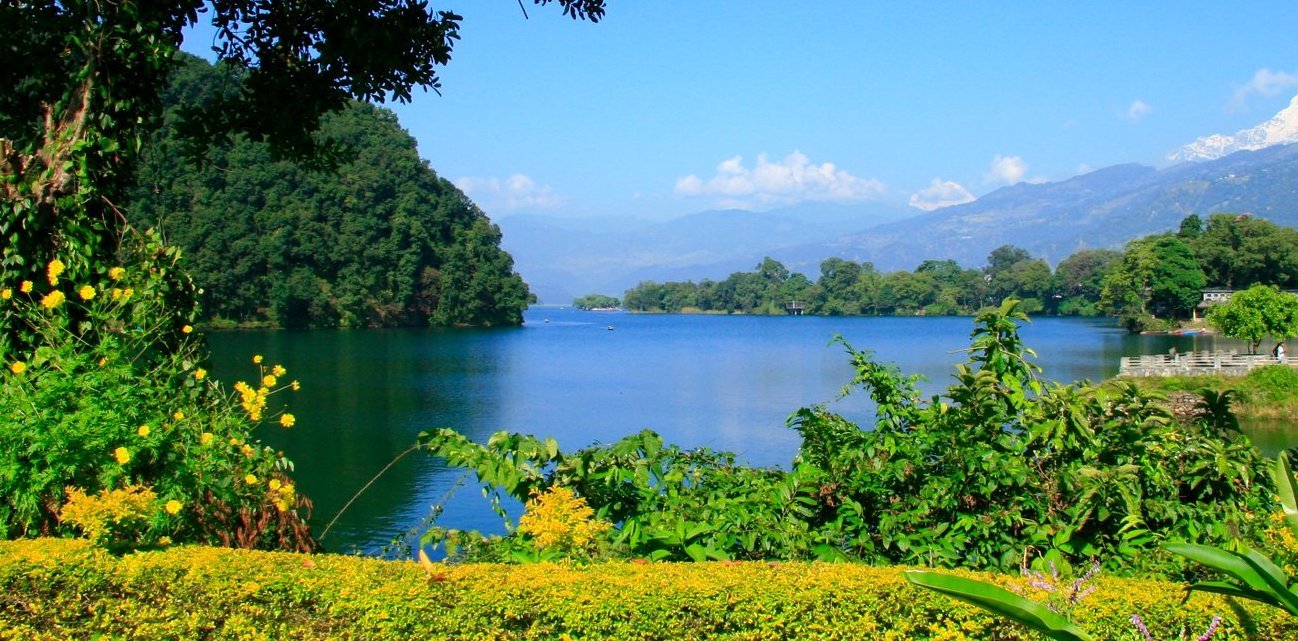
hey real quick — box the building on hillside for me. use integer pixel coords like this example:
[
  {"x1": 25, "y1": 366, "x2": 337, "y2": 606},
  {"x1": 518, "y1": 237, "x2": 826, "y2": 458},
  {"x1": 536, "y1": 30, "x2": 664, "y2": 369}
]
[{"x1": 1194, "y1": 288, "x2": 1234, "y2": 320}]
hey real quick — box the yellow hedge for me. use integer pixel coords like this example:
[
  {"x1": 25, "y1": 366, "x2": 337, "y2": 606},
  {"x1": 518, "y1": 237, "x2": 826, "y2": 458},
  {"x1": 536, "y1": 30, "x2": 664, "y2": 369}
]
[{"x1": 1, "y1": 538, "x2": 1295, "y2": 640}]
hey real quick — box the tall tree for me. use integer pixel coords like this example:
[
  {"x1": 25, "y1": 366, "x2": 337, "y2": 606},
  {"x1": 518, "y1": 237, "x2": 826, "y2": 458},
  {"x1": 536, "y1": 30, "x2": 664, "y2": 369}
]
[{"x1": 1100, "y1": 235, "x2": 1205, "y2": 324}]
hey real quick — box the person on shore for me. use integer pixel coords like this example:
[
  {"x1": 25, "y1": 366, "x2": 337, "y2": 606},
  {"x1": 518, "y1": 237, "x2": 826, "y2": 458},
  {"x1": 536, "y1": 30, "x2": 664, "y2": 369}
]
[{"x1": 1276, "y1": 343, "x2": 1288, "y2": 363}]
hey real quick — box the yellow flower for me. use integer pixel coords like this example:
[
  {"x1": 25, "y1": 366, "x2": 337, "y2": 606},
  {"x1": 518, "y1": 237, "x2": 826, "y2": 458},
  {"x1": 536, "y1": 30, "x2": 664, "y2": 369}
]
[
  {"x1": 165, "y1": 499, "x2": 182, "y2": 515},
  {"x1": 229, "y1": 437, "x2": 242, "y2": 446},
  {"x1": 158, "y1": 536, "x2": 172, "y2": 546},
  {"x1": 46, "y1": 258, "x2": 65, "y2": 285},
  {"x1": 9, "y1": 361, "x2": 25, "y2": 375},
  {"x1": 40, "y1": 290, "x2": 65, "y2": 309},
  {"x1": 252, "y1": 354, "x2": 263, "y2": 364},
  {"x1": 114, "y1": 447, "x2": 131, "y2": 465},
  {"x1": 181, "y1": 325, "x2": 193, "y2": 334},
  {"x1": 200, "y1": 432, "x2": 214, "y2": 446},
  {"x1": 272, "y1": 364, "x2": 287, "y2": 377},
  {"x1": 108, "y1": 267, "x2": 125, "y2": 281},
  {"x1": 122, "y1": 287, "x2": 133, "y2": 300},
  {"x1": 173, "y1": 410, "x2": 184, "y2": 421},
  {"x1": 268, "y1": 479, "x2": 282, "y2": 491},
  {"x1": 110, "y1": 287, "x2": 123, "y2": 299},
  {"x1": 1, "y1": 288, "x2": 10, "y2": 300},
  {"x1": 262, "y1": 374, "x2": 277, "y2": 387},
  {"x1": 78, "y1": 285, "x2": 95, "y2": 300},
  {"x1": 194, "y1": 368, "x2": 207, "y2": 381},
  {"x1": 244, "y1": 474, "x2": 258, "y2": 485},
  {"x1": 19, "y1": 281, "x2": 33, "y2": 293},
  {"x1": 279, "y1": 413, "x2": 296, "y2": 428},
  {"x1": 137, "y1": 424, "x2": 150, "y2": 437},
  {"x1": 291, "y1": 380, "x2": 301, "y2": 391},
  {"x1": 241, "y1": 444, "x2": 255, "y2": 458}
]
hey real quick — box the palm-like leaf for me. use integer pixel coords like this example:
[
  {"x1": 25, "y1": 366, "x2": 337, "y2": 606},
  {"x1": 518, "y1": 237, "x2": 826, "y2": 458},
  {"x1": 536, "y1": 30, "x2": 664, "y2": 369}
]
[{"x1": 905, "y1": 571, "x2": 1095, "y2": 641}]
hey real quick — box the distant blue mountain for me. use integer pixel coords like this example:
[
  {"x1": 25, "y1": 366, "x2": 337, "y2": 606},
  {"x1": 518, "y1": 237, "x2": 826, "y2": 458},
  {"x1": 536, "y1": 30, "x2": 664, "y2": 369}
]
[
  {"x1": 497, "y1": 202, "x2": 914, "y2": 303},
  {"x1": 500, "y1": 144, "x2": 1298, "y2": 303},
  {"x1": 790, "y1": 143, "x2": 1298, "y2": 272}
]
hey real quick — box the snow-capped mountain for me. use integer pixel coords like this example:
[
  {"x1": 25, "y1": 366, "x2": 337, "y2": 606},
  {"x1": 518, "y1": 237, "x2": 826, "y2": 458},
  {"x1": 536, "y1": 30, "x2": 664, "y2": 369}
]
[{"x1": 1171, "y1": 93, "x2": 1298, "y2": 162}]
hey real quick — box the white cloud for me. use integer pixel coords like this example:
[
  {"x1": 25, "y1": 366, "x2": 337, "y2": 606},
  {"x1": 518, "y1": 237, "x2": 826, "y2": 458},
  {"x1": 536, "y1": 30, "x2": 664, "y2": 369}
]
[
  {"x1": 1230, "y1": 68, "x2": 1298, "y2": 111},
  {"x1": 983, "y1": 155, "x2": 1029, "y2": 186},
  {"x1": 673, "y1": 151, "x2": 885, "y2": 208},
  {"x1": 908, "y1": 178, "x2": 975, "y2": 211},
  {"x1": 1126, "y1": 100, "x2": 1152, "y2": 121},
  {"x1": 455, "y1": 174, "x2": 563, "y2": 212}
]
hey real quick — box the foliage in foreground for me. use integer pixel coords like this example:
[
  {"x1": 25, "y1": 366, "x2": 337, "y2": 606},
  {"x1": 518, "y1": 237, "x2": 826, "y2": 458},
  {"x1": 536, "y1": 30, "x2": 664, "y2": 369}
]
[
  {"x1": 4, "y1": 537, "x2": 1295, "y2": 641},
  {"x1": 906, "y1": 454, "x2": 1298, "y2": 640},
  {"x1": 0, "y1": 236, "x2": 312, "y2": 551},
  {"x1": 421, "y1": 300, "x2": 1274, "y2": 575}
]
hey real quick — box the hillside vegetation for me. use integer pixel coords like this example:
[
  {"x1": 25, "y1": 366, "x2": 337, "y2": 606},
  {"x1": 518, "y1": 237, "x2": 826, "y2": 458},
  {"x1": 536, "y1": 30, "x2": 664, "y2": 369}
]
[{"x1": 126, "y1": 55, "x2": 529, "y2": 329}]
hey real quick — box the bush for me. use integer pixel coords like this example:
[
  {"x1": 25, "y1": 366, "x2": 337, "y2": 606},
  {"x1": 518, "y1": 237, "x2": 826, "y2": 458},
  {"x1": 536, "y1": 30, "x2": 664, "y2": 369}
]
[
  {"x1": 0, "y1": 232, "x2": 312, "y2": 550},
  {"x1": 1, "y1": 538, "x2": 1294, "y2": 641},
  {"x1": 1244, "y1": 364, "x2": 1298, "y2": 404}
]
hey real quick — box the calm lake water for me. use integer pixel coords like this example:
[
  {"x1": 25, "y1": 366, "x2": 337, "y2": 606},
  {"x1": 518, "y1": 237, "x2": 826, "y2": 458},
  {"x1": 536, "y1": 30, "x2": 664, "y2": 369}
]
[{"x1": 206, "y1": 308, "x2": 1296, "y2": 553}]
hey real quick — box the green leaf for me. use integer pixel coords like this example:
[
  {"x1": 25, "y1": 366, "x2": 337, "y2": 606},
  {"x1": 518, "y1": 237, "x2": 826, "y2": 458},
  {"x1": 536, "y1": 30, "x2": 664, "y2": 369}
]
[
  {"x1": 1274, "y1": 453, "x2": 1298, "y2": 537},
  {"x1": 904, "y1": 571, "x2": 1094, "y2": 641},
  {"x1": 1165, "y1": 543, "x2": 1273, "y2": 593}
]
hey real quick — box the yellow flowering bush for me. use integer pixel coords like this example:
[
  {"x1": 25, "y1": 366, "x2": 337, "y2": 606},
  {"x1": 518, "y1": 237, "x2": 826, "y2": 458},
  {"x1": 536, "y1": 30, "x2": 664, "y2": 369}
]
[
  {"x1": 1, "y1": 233, "x2": 312, "y2": 551},
  {"x1": 3, "y1": 538, "x2": 1297, "y2": 641},
  {"x1": 518, "y1": 486, "x2": 611, "y2": 557},
  {"x1": 59, "y1": 485, "x2": 158, "y2": 546}
]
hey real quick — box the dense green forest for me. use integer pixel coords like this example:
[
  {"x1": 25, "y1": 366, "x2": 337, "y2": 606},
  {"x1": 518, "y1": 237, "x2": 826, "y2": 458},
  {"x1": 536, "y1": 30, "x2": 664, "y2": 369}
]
[
  {"x1": 621, "y1": 213, "x2": 1298, "y2": 329},
  {"x1": 125, "y1": 55, "x2": 530, "y2": 329}
]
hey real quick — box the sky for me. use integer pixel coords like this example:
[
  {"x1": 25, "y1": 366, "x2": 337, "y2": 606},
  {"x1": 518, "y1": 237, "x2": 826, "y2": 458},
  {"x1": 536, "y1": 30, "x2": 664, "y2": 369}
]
[{"x1": 181, "y1": 2, "x2": 1298, "y2": 222}]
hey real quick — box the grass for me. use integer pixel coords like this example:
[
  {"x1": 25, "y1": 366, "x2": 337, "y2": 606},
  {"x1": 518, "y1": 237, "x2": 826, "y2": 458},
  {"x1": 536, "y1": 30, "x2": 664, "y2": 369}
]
[{"x1": 1124, "y1": 364, "x2": 1298, "y2": 420}]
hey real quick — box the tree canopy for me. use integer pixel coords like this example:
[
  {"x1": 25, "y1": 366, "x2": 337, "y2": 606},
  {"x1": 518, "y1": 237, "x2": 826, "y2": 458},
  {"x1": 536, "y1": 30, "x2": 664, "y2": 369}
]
[{"x1": 1206, "y1": 284, "x2": 1298, "y2": 354}]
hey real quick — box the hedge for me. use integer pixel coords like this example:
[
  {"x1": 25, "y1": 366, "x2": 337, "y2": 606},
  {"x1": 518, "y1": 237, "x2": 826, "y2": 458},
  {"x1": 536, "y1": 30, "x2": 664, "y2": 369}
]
[{"x1": 1, "y1": 538, "x2": 1295, "y2": 640}]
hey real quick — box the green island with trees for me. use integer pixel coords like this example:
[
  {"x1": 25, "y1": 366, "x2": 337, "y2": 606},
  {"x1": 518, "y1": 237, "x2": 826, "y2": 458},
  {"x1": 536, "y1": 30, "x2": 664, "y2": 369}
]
[
  {"x1": 5, "y1": 1, "x2": 1298, "y2": 639},
  {"x1": 572, "y1": 293, "x2": 622, "y2": 310}
]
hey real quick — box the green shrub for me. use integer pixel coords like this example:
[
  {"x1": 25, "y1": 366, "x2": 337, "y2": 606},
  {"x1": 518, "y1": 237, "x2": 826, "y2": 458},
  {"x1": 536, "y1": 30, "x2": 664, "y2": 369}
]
[
  {"x1": 0, "y1": 232, "x2": 312, "y2": 550},
  {"x1": 1245, "y1": 364, "x2": 1298, "y2": 404},
  {"x1": 1, "y1": 538, "x2": 1294, "y2": 641}
]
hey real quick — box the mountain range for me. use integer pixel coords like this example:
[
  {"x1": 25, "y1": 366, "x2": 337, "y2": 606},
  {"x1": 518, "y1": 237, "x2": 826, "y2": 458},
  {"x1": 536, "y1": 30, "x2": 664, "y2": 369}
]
[{"x1": 500, "y1": 96, "x2": 1298, "y2": 303}]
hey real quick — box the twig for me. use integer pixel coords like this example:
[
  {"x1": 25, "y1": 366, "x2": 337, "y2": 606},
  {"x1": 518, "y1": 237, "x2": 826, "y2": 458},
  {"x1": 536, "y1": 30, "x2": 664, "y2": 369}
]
[{"x1": 319, "y1": 443, "x2": 422, "y2": 540}]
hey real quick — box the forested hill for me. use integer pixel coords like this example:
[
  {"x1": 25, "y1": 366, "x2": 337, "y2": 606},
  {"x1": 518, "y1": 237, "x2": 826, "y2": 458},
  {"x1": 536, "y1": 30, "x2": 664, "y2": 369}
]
[{"x1": 125, "y1": 54, "x2": 529, "y2": 328}]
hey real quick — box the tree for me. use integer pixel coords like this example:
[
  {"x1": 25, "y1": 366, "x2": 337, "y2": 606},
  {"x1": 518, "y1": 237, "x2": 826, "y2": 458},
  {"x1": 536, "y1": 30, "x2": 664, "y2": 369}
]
[
  {"x1": 1190, "y1": 214, "x2": 1298, "y2": 289},
  {"x1": 1100, "y1": 235, "x2": 1205, "y2": 327},
  {"x1": 2, "y1": 0, "x2": 605, "y2": 291},
  {"x1": 985, "y1": 245, "x2": 1032, "y2": 275},
  {"x1": 1205, "y1": 284, "x2": 1298, "y2": 354}
]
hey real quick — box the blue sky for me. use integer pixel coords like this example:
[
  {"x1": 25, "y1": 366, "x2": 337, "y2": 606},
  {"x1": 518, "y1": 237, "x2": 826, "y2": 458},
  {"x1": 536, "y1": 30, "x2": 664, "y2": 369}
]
[{"x1": 182, "y1": 2, "x2": 1298, "y2": 221}]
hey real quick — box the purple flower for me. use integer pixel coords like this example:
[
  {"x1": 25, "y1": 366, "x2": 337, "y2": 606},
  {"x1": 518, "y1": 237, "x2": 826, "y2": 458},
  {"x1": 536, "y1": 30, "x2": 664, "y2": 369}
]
[
  {"x1": 1196, "y1": 616, "x2": 1221, "y2": 641},
  {"x1": 1130, "y1": 614, "x2": 1153, "y2": 641}
]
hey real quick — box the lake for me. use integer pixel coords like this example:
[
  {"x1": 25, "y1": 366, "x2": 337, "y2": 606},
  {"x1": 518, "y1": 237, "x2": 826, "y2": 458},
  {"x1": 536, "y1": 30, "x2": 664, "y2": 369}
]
[{"x1": 206, "y1": 308, "x2": 1294, "y2": 553}]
